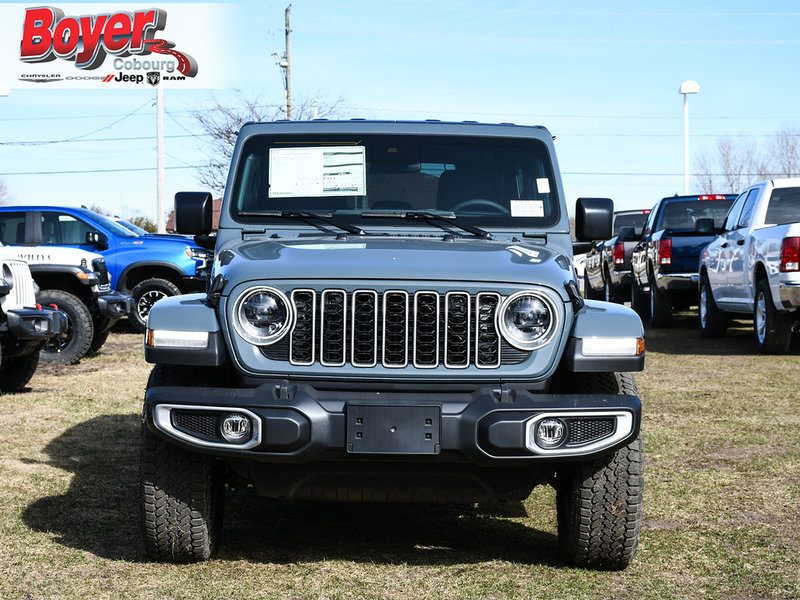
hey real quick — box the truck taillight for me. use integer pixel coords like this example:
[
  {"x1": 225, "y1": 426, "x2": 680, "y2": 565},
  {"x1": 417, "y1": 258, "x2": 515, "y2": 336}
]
[
  {"x1": 698, "y1": 195, "x2": 727, "y2": 200},
  {"x1": 614, "y1": 242, "x2": 625, "y2": 265},
  {"x1": 780, "y1": 237, "x2": 800, "y2": 272},
  {"x1": 658, "y1": 238, "x2": 672, "y2": 266}
]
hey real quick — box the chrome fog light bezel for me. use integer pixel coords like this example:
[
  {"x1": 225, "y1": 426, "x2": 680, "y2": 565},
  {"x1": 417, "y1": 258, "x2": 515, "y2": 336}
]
[
  {"x1": 496, "y1": 290, "x2": 558, "y2": 351},
  {"x1": 232, "y1": 286, "x2": 295, "y2": 346},
  {"x1": 525, "y1": 411, "x2": 634, "y2": 455},
  {"x1": 153, "y1": 404, "x2": 262, "y2": 450}
]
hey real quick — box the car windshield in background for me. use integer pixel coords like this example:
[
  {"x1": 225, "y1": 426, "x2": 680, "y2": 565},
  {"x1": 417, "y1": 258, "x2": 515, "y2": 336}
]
[
  {"x1": 613, "y1": 212, "x2": 648, "y2": 237},
  {"x1": 75, "y1": 208, "x2": 138, "y2": 238},
  {"x1": 660, "y1": 199, "x2": 734, "y2": 230},
  {"x1": 765, "y1": 187, "x2": 800, "y2": 226},
  {"x1": 231, "y1": 134, "x2": 559, "y2": 229}
]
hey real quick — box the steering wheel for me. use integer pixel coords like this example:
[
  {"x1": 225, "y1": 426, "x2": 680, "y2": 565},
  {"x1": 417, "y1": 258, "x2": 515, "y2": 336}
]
[{"x1": 448, "y1": 198, "x2": 510, "y2": 214}]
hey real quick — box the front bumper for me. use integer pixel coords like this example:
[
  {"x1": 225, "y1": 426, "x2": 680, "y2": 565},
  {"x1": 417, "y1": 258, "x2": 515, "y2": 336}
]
[
  {"x1": 145, "y1": 381, "x2": 641, "y2": 467},
  {"x1": 778, "y1": 282, "x2": 800, "y2": 310},
  {"x1": 656, "y1": 271, "x2": 699, "y2": 292},
  {"x1": 96, "y1": 290, "x2": 134, "y2": 320},
  {"x1": 6, "y1": 306, "x2": 67, "y2": 339}
]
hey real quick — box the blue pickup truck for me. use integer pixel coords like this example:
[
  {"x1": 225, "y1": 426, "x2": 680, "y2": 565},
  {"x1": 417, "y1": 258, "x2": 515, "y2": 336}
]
[
  {"x1": 0, "y1": 206, "x2": 212, "y2": 331},
  {"x1": 630, "y1": 194, "x2": 735, "y2": 327}
]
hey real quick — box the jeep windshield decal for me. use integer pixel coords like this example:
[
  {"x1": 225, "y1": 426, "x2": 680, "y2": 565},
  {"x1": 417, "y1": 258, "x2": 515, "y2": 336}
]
[
  {"x1": 232, "y1": 134, "x2": 560, "y2": 229},
  {"x1": 269, "y1": 146, "x2": 366, "y2": 198}
]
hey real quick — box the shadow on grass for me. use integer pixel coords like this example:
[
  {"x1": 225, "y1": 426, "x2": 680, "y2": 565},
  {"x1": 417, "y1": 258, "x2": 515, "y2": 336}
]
[
  {"x1": 22, "y1": 413, "x2": 562, "y2": 567},
  {"x1": 643, "y1": 313, "x2": 800, "y2": 356}
]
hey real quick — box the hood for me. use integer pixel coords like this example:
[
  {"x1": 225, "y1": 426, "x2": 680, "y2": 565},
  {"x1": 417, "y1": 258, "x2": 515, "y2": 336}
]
[
  {"x1": 6, "y1": 246, "x2": 103, "y2": 267},
  {"x1": 217, "y1": 236, "x2": 574, "y2": 292}
]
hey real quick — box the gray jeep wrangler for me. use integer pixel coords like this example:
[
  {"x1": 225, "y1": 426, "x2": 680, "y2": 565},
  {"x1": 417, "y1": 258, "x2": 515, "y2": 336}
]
[{"x1": 141, "y1": 121, "x2": 645, "y2": 569}]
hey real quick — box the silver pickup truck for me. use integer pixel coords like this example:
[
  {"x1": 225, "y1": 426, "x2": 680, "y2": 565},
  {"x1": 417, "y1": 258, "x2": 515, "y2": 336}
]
[{"x1": 699, "y1": 178, "x2": 800, "y2": 353}]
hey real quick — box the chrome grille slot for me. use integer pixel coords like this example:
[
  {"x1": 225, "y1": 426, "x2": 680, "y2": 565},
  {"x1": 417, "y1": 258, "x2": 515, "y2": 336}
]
[
  {"x1": 351, "y1": 290, "x2": 378, "y2": 367},
  {"x1": 413, "y1": 291, "x2": 440, "y2": 368},
  {"x1": 290, "y1": 289, "x2": 316, "y2": 365},
  {"x1": 382, "y1": 291, "x2": 409, "y2": 367},
  {"x1": 475, "y1": 292, "x2": 501, "y2": 368},
  {"x1": 444, "y1": 292, "x2": 470, "y2": 368},
  {"x1": 320, "y1": 290, "x2": 346, "y2": 366}
]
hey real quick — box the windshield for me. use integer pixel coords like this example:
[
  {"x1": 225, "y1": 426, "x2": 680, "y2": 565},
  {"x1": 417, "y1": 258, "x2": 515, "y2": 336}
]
[
  {"x1": 75, "y1": 208, "x2": 138, "y2": 238},
  {"x1": 660, "y1": 199, "x2": 734, "y2": 230},
  {"x1": 231, "y1": 134, "x2": 559, "y2": 228},
  {"x1": 766, "y1": 187, "x2": 800, "y2": 226},
  {"x1": 613, "y1": 212, "x2": 648, "y2": 237}
]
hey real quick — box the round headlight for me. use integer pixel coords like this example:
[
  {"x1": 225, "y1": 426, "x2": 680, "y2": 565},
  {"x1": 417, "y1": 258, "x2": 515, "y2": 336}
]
[
  {"x1": 233, "y1": 286, "x2": 294, "y2": 345},
  {"x1": 497, "y1": 291, "x2": 557, "y2": 351}
]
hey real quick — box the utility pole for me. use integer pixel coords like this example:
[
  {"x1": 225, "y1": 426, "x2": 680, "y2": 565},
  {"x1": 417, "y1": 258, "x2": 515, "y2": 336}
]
[
  {"x1": 156, "y1": 87, "x2": 165, "y2": 233},
  {"x1": 284, "y1": 5, "x2": 292, "y2": 120}
]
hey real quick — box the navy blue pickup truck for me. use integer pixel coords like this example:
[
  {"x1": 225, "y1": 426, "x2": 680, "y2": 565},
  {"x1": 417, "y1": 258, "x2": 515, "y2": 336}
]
[{"x1": 630, "y1": 194, "x2": 735, "y2": 327}]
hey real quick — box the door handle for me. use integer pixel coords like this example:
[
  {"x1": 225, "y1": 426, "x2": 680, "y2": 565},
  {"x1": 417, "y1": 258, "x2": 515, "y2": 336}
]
[
  {"x1": 721, "y1": 242, "x2": 728, "y2": 248},
  {"x1": 737, "y1": 239, "x2": 745, "y2": 245}
]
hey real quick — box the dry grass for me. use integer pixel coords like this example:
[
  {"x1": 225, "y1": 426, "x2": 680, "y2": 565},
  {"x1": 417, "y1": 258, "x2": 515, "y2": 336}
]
[{"x1": 1, "y1": 316, "x2": 799, "y2": 600}]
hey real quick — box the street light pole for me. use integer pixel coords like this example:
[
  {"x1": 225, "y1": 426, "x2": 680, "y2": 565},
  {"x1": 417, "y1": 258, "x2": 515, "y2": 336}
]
[{"x1": 680, "y1": 80, "x2": 700, "y2": 195}]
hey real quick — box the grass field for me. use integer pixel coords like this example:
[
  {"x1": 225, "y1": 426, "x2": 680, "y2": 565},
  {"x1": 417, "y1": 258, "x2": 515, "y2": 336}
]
[{"x1": 1, "y1": 316, "x2": 798, "y2": 599}]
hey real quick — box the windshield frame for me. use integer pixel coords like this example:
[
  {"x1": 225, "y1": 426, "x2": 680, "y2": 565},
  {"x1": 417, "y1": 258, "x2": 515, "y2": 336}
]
[{"x1": 228, "y1": 132, "x2": 562, "y2": 231}]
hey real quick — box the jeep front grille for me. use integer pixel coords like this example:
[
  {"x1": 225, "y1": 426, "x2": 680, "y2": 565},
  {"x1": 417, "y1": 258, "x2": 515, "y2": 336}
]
[
  {"x1": 1, "y1": 260, "x2": 36, "y2": 310},
  {"x1": 266, "y1": 289, "x2": 529, "y2": 369}
]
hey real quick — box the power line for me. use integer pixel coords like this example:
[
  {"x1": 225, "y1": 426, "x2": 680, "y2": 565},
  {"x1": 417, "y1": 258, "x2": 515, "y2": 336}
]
[
  {"x1": 0, "y1": 100, "x2": 152, "y2": 146},
  {"x1": 0, "y1": 165, "x2": 201, "y2": 176},
  {"x1": 0, "y1": 133, "x2": 208, "y2": 146}
]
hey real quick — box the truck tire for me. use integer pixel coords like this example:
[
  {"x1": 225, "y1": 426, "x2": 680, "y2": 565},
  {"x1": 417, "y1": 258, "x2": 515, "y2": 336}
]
[
  {"x1": 38, "y1": 289, "x2": 94, "y2": 365},
  {"x1": 555, "y1": 372, "x2": 643, "y2": 570},
  {"x1": 0, "y1": 350, "x2": 41, "y2": 393},
  {"x1": 140, "y1": 365, "x2": 224, "y2": 563},
  {"x1": 630, "y1": 278, "x2": 650, "y2": 320},
  {"x1": 754, "y1": 279, "x2": 792, "y2": 354},
  {"x1": 648, "y1": 272, "x2": 672, "y2": 328},
  {"x1": 130, "y1": 278, "x2": 181, "y2": 333},
  {"x1": 699, "y1": 273, "x2": 727, "y2": 338},
  {"x1": 603, "y1": 270, "x2": 622, "y2": 304}
]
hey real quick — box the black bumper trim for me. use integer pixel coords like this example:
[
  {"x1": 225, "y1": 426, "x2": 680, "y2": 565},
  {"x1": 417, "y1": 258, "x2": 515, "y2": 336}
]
[
  {"x1": 145, "y1": 382, "x2": 641, "y2": 466},
  {"x1": 96, "y1": 290, "x2": 134, "y2": 319},
  {"x1": 6, "y1": 306, "x2": 66, "y2": 339}
]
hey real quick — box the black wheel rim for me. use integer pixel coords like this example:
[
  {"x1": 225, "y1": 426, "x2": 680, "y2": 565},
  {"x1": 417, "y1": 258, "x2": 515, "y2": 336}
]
[{"x1": 42, "y1": 313, "x2": 73, "y2": 354}]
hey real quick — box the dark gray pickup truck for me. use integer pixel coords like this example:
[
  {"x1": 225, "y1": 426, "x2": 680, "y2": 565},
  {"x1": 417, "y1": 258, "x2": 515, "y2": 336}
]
[
  {"x1": 630, "y1": 194, "x2": 735, "y2": 327},
  {"x1": 584, "y1": 209, "x2": 650, "y2": 303}
]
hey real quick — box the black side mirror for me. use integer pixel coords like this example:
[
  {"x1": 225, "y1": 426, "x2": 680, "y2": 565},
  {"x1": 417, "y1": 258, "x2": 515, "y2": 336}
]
[
  {"x1": 85, "y1": 231, "x2": 108, "y2": 250},
  {"x1": 618, "y1": 226, "x2": 637, "y2": 241},
  {"x1": 175, "y1": 191, "x2": 213, "y2": 235},
  {"x1": 695, "y1": 218, "x2": 714, "y2": 234},
  {"x1": 575, "y1": 198, "x2": 613, "y2": 241}
]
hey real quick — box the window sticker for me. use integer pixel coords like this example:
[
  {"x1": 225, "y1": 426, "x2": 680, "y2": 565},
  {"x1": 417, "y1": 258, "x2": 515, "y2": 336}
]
[
  {"x1": 269, "y1": 146, "x2": 366, "y2": 198},
  {"x1": 510, "y1": 200, "x2": 545, "y2": 217},
  {"x1": 536, "y1": 178, "x2": 551, "y2": 194}
]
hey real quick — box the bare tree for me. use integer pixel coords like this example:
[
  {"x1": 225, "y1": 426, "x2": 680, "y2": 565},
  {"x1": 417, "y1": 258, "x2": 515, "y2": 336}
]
[
  {"x1": 694, "y1": 148, "x2": 716, "y2": 194},
  {"x1": 192, "y1": 92, "x2": 344, "y2": 193},
  {"x1": 0, "y1": 179, "x2": 9, "y2": 205},
  {"x1": 770, "y1": 123, "x2": 800, "y2": 178}
]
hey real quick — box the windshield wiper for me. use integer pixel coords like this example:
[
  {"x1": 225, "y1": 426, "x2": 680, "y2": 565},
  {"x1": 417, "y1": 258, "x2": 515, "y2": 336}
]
[
  {"x1": 238, "y1": 210, "x2": 366, "y2": 236},
  {"x1": 360, "y1": 211, "x2": 492, "y2": 239}
]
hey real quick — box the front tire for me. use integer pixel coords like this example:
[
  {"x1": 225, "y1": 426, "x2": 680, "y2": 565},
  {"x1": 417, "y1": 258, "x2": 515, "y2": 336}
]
[
  {"x1": 555, "y1": 372, "x2": 643, "y2": 570},
  {"x1": 754, "y1": 279, "x2": 792, "y2": 354},
  {"x1": 630, "y1": 277, "x2": 650, "y2": 320},
  {"x1": 0, "y1": 350, "x2": 42, "y2": 393},
  {"x1": 699, "y1": 273, "x2": 727, "y2": 338},
  {"x1": 140, "y1": 365, "x2": 224, "y2": 563},
  {"x1": 130, "y1": 278, "x2": 181, "y2": 333},
  {"x1": 38, "y1": 289, "x2": 94, "y2": 365}
]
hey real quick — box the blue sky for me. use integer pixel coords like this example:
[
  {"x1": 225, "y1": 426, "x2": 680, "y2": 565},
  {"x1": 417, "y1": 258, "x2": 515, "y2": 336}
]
[{"x1": 1, "y1": 0, "x2": 799, "y2": 225}]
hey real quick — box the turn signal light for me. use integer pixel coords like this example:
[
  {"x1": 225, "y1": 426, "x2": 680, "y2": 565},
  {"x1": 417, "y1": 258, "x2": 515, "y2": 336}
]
[{"x1": 780, "y1": 237, "x2": 799, "y2": 272}]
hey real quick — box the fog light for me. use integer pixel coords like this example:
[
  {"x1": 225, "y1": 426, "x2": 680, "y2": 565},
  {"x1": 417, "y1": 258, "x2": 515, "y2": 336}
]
[
  {"x1": 535, "y1": 418, "x2": 565, "y2": 448},
  {"x1": 220, "y1": 414, "x2": 251, "y2": 443},
  {"x1": 33, "y1": 318, "x2": 48, "y2": 333}
]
